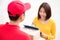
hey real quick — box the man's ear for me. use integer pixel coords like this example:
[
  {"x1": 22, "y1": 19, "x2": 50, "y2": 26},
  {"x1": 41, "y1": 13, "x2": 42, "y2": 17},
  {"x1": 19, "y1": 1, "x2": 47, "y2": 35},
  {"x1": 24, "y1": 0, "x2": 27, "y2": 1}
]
[
  {"x1": 18, "y1": 16, "x2": 22, "y2": 20},
  {"x1": 18, "y1": 15, "x2": 23, "y2": 21},
  {"x1": 18, "y1": 13, "x2": 25, "y2": 22}
]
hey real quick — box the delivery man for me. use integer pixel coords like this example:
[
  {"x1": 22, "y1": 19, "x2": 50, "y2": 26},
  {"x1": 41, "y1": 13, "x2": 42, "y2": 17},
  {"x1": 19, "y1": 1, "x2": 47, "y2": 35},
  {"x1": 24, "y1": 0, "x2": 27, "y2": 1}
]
[{"x1": 0, "y1": 1, "x2": 31, "y2": 40}]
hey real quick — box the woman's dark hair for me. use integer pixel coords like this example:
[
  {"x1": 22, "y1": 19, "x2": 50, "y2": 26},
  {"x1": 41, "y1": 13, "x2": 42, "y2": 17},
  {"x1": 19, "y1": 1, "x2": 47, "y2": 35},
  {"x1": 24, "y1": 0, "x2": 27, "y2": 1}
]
[
  {"x1": 8, "y1": 11, "x2": 20, "y2": 21},
  {"x1": 38, "y1": 2, "x2": 51, "y2": 20}
]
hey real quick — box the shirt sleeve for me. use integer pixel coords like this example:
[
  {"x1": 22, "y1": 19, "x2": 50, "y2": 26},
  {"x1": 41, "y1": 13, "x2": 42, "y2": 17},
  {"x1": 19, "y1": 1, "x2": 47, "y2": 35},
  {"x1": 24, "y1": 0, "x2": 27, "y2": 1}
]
[
  {"x1": 0, "y1": 24, "x2": 3, "y2": 40},
  {"x1": 24, "y1": 35, "x2": 31, "y2": 40},
  {"x1": 20, "y1": 30, "x2": 31, "y2": 40},
  {"x1": 47, "y1": 21, "x2": 56, "y2": 40},
  {"x1": 32, "y1": 17, "x2": 37, "y2": 26}
]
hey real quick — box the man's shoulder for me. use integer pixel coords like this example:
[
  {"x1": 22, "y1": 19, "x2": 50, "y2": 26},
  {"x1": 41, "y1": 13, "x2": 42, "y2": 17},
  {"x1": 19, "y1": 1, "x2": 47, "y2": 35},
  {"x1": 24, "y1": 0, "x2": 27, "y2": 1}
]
[
  {"x1": 0, "y1": 24, "x2": 4, "y2": 27},
  {"x1": 0, "y1": 24, "x2": 5, "y2": 29}
]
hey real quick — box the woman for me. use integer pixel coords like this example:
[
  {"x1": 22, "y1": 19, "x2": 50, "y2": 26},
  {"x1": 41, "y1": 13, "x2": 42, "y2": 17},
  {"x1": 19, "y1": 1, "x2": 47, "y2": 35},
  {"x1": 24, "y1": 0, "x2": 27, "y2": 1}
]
[{"x1": 33, "y1": 2, "x2": 56, "y2": 40}]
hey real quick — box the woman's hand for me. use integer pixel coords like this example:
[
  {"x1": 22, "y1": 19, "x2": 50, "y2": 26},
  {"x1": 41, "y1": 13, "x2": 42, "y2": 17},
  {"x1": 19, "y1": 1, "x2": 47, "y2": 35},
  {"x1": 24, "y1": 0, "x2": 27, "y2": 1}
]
[{"x1": 40, "y1": 32, "x2": 48, "y2": 39}]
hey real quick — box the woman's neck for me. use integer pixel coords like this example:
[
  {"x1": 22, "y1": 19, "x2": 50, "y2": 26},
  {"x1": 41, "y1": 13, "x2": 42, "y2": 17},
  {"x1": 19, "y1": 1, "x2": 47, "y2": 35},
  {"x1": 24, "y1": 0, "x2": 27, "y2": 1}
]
[
  {"x1": 40, "y1": 18, "x2": 49, "y2": 24},
  {"x1": 40, "y1": 18, "x2": 46, "y2": 21}
]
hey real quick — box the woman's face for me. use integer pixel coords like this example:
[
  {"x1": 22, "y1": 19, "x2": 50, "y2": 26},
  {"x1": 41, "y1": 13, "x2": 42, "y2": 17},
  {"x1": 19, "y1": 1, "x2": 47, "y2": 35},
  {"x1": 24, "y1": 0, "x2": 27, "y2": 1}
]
[{"x1": 39, "y1": 7, "x2": 46, "y2": 20}]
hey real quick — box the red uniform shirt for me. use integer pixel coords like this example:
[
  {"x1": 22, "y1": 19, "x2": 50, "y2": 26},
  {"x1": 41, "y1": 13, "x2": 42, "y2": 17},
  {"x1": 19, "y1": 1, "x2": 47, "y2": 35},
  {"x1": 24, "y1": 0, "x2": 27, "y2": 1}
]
[{"x1": 0, "y1": 22, "x2": 31, "y2": 40}]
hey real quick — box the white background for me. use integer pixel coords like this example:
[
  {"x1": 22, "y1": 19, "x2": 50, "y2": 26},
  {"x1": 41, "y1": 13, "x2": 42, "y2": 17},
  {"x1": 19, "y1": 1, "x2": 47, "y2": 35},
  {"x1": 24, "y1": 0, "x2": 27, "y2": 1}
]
[{"x1": 0, "y1": 0, "x2": 60, "y2": 40}]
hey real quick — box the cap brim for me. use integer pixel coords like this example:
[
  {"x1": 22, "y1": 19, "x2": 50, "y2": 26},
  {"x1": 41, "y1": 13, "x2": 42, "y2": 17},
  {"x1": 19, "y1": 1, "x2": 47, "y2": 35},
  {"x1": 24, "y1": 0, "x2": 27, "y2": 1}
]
[{"x1": 24, "y1": 3, "x2": 31, "y2": 11}]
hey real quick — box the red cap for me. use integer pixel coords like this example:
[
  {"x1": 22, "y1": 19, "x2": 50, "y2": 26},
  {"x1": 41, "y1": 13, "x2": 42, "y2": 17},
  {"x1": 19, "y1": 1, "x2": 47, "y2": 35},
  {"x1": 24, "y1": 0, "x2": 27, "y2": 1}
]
[{"x1": 8, "y1": 1, "x2": 31, "y2": 16}]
